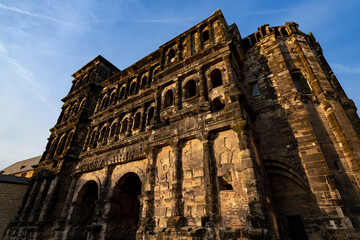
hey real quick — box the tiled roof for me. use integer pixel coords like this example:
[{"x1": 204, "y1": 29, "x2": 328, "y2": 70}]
[{"x1": 0, "y1": 156, "x2": 41, "y2": 175}]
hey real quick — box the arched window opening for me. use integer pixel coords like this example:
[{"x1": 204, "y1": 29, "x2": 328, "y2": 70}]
[
  {"x1": 69, "y1": 181, "x2": 98, "y2": 240},
  {"x1": 129, "y1": 82, "x2": 136, "y2": 95},
  {"x1": 164, "y1": 90, "x2": 174, "y2": 108},
  {"x1": 168, "y1": 49, "x2": 176, "y2": 63},
  {"x1": 153, "y1": 66, "x2": 159, "y2": 76},
  {"x1": 99, "y1": 126, "x2": 107, "y2": 143},
  {"x1": 49, "y1": 138, "x2": 58, "y2": 157},
  {"x1": 119, "y1": 87, "x2": 126, "y2": 100},
  {"x1": 109, "y1": 122, "x2": 117, "y2": 138},
  {"x1": 109, "y1": 91, "x2": 117, "y2": 105},
  {"x1": 56, "y1": 135, "x2": 67, "y2": 155},
  {"x1": 105, "y1": 173, "x2": 141, "y2": 240},
  {"x1": 133, "y1": 113, "x2": 141, "y2": 130},
  {"x1": 147, "y1": 107, "x2": 154, "y2": 125},
  {"x1": 202, "y1": 30, "x2": 210, "y2": 42},
  {"x1": 212, "y1": 97, "x2": 225, "y2": 112},
  {"x1": 184, "y1": 80, "x2": 197, "y2": 99},
  {"x1": 211, "y1": 69, "x2": 223, "y2": 88},
  {"x1": 90, "y1": 130, "x2": 98, "y2": 148},
  {"x1": 141, "y1": 76, "x2": 148, "y2": 88},
  {"x1": 64, "y1": 132, "x2": 74, "y2": 151},
  {"x1": 121, "y1": 118, "x2": 128, "y2": 133},
  {"x1": 100, "y1": 95, "x2": 108, "y2": 110},
  {"x1": 292, "y1": 72, "x2": 310, "y2": 94}
]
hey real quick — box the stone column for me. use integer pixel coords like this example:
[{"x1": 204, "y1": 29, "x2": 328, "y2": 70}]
[
  {"x1": 96, "y1": 165, "x2": 115, "y2": 240},
  {"x1": 55, "y1": 174, "x2": 79, "y2": 239},
  {"x1": 38, "y1": 175, "x2": 61, "y2": 222},
  {"x1": 198, "y1": 132, "x2": 220, "y2": 226},
  {"x1": 197, "y1": 66, "x2": 209, "y2": 102},
  {"x1": 195, "y1": 28, "x2": 202, "y2": 53},
  {"x1": 167, "y1": 141, "x2": 187, "y2": 229},
  {"x1": 154, "y1": 87, "x2": 162, "y2": 126},
  {"x1": 207, "y1": 21, "x2": 215, "y2": 45},
  {"x1": 175, "y1": 76, "x2": 182, "y2": 111},
  {"x1": 126, "y1": 113, "x2": 133, "y2": 137},
  {"x1": 19, "y1": 179, "x2": 42, "y2": 223},
  {"x1": 231, "y1": 121, "x2": 270, "y2": 236},
  {"x1": 137, "y1": 147, "x2": 158, "y2": 236}
]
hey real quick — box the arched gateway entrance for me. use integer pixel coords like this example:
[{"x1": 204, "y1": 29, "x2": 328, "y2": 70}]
[
  {"x1": 106, "y1": 172, "x2": 142, "y2": 240},
  {"x1": 69, "y1": 180, "x2": 98, "y2": 240}
]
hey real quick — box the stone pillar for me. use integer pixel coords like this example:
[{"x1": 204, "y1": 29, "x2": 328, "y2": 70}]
[
  {"x1": 231, "y1": 121, "x2": 270, "y2": 236},
  {"x1": 19, "y1": 179, "x2": 42, "y2": 223},
  {"x1": 97, "y1": 165, "x2": 115, "y2": 240},
  {"x1": 137, "y1": 147, "x2": 158, "y2": 237},
  {"x1": 29, "y1": 177, "x2": 52, "y2": 223},
  {"x1": 175, "y1": 76, "x2": 182, "y2": 111},
  {"x1": 195, "y1": 28, "x2": 202, "y2": 53},
  {"x1": 223, "y1": 53, "x2": 241, "y2": 102},
  {"x1": 167, "y1": 141, "x2": 187, "y2": 229},
  {"x1": 126, "y1": 113, "x2": 133, "y2": 137},
  {"x1": 197, "y1": 66, "x2": 209, "y2": 102},
  {"x1": 38, "y1": 175, "x2": 61, "y2": 222},
  {"x1": 55, "y1": 174, "x2": 79, "y2": 239},
  {"x1": 198, "y1": 132, "x2": 220, "y2": 226},
  {"x1": 154, "y1": 87, "x2": 162, "y2": 126},
  {"x1": 207, "y1": 21, "x2": 215, "y2": 46}
]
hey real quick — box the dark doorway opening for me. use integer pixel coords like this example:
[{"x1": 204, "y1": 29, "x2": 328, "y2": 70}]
[
  {"x1": 106, "y1": 173, "x2": 142, "y2": 240},
  {"x1": 69, "y1": 181, "x2": 98, "y2": 240}
]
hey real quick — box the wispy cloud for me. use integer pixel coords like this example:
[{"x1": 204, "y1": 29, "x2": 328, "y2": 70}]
[
  {"x1": 331, "y1": 63, "x2": 360, "y2": 75},
  {"x1": 244, "y1": 8, "x2": 294, "y2": 16},
  {"x1": 0, "y1": 42, "x2": 56, "y2": 111},
  {"x1": 0, "y1": 3, "x2": 83, "y2": 29},
  {"x1": 85, "y1": 16, "x2": 202, "y2": 24}
]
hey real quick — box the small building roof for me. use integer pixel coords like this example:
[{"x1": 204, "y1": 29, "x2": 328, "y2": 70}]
[
  {"x1": 0, "y1": 156, "x2": 41, "y2": 175},
  {"x1": 0, "y1": 175, "x2": 29, "y2": 185}
]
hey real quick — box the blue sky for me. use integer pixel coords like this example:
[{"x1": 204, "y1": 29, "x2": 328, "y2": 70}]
[{"x1": 0, "y1": 0, "x2": 359, "y2": 170}]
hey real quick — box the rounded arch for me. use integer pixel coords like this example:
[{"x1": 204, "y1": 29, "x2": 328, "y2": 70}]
[
  {"x1": 133, "y1": 112, "x2": 142, "y2": 130},
  {"x1": 100, "y1": 94, "x2": 109, "y2": 110},
  {"x1": 163, "y1": 89, "x2": 174, "y2": 108},
  {"x1": 69, "y1": 180, "x2": 99, "y2": 240},
  {"x1": 119, "y1": 86, "x2": 126, "y2": 100},
  {"x1": 263, "y1": 160, "x2": 320, "y2": 240},
  {"x1": 146, "y1": 106, "x2": 155, "y2": 125},
  {"x1": 109, "y1": 89, "x2": 117, "y2": 105},
  {"x1": 210, "y1": 69, "x2": 223, "y2": 88},
  {"x1": 106, "y1": 172, "x2": 142, "y2": 240},
  {"x1": 183, "y1": 79, "x2": 197, "y2": 99},
  {"x1": 129, "y1": 80, "x2": 137, "y2": 95},
  {"x1": 109, "y1": 119, "x2": 119, "y2": 138},
  {"x1": 167, "y1": 48, "x2": 176, "y2": 63},
  {"x1": 140, "y1": 74, "x2": 148, "y2": 88}
]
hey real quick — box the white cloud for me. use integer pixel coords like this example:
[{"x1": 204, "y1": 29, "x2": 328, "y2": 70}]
[{"x1": 331, "y1": 63, "x2": 360, "y2": 75}]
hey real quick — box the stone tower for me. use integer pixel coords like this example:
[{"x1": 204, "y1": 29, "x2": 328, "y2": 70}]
[{"x1": 3, "y1": 10, "x2": 360, "y2": 240}]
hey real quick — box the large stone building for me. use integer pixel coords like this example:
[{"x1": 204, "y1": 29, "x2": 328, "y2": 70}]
[{"x1": 3, "y1": 10, "x2": 360, "y2": 240}]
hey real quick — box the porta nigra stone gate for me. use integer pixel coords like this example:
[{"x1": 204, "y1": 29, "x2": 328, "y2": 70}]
[{"x1": 4, "y1": 10, "x2": 360, "y2": 240}]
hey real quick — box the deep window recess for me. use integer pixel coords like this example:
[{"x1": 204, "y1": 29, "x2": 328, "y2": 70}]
[
  {"x1": 133, "y1": 113, "x2": 141, "y2": 130},
  {"x1": 164, "y1": 90, "x2": 174, "y2": 108},
  {"x1": 211, "y1": 69, "x2": 223, "y2": 88},
  {"x1": 168, "y1": 49, "x2": 176, "y2": 63},
  {"x1": 250, "y1": 81, "x2": 260, "y2": 96},
  {"x1": 212, "y1": 97, "x2": 225, "y2": 111},
  {"x1": 184, "y1": 80, "x2": 197, "y2": 99},
  {"x1": 202, "y1": 30, "x2": 210, "y2": 42},
  {"x1": 292, "y1": 73, "x2": 310, "y2": 93},
  {"x1": 129, "y1": 82, "x2": 136, "y2": 95},
  {"x1": 147, "y1": 107, "x2": 154, "y2": 125}
]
